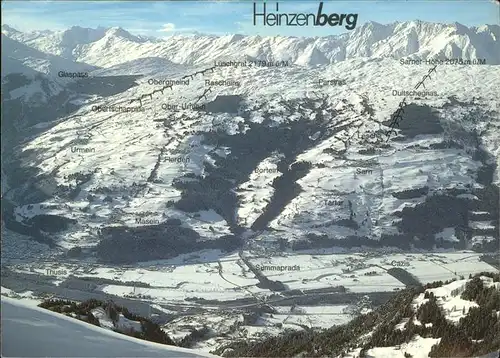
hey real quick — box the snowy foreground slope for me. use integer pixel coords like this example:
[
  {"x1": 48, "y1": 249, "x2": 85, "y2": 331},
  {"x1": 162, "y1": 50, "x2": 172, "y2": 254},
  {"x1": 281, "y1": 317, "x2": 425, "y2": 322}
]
[{"x1": 1, "y1": 297, "x2": 215, "y2": 358}]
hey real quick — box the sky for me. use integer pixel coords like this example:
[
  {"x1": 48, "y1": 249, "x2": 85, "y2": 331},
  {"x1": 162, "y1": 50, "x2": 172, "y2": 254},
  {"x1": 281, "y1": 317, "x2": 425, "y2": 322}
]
[{"x1": 1, "y1": 0, "x2": 499, "y2": 37}]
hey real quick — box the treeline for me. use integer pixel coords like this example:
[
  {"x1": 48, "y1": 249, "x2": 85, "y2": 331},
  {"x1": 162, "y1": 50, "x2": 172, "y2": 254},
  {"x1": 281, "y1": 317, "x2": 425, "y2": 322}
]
[
  {"x1": 96, "y1": 225, "x2": 242, "y2": 264},
  {"x1": 213, "y1": 272, "x2": 500, "y2": 357},
  {"x1": 251, "y1": 161, "x2": 312, "y2": 231},
  {"x1": 178, "y1": 326, "x2": 212, "y2": 348},
  {"x1": 96, "y1": 222, "x2": 200, "y2": 263},
  {"x1": 213, "y1": 287, "x2": 422, "y2": 357},
  {"x1": 38, "y1": 298, "x2": 175, "y2": 346},
  {"x1": 428, "y1": 272, "x2": 500, "y2": 357}
]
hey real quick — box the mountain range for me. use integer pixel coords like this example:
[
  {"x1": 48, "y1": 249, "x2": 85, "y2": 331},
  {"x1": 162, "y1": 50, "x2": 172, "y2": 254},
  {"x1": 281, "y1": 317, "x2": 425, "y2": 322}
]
[
  {"x1": 2, "y1": 21, "x2": 500, "y2": 69},
  {"x1": 1, "y1": 21, "x2": 499, "y2": 264},
  {"x1": 1, "y1": 20, "x2": 499, "y2": 356}
]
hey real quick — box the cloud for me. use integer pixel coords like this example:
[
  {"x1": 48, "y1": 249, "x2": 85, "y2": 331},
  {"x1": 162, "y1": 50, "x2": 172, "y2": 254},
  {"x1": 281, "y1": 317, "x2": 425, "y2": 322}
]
[{"x1": 158, "y1": 23, "x2": 176, "y2": 32}]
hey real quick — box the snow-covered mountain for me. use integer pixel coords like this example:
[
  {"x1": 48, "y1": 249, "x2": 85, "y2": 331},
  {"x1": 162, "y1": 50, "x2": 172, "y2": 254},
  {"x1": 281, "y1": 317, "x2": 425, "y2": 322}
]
[
  {"x1": 0, "y1": 33, "x2": 98, "y2": 116},
  {"x1": 90, "y1": 57, "x2": 188, "y2": 77},
  {"x1": 1, "y1": 34, "x2": 97, "y2": 76},
  {"x1": 1, "y1": 21, "x2": 499, "y2": 262},
  {"x1": 3, "y1": 57, "x2": 499, "y2": 260},
  {"x1": 3, "y1": 21, "x2": 499, "y2": 68},
  {"x1": 2, "y1": 19, "x2": 499, "y2": 358}
]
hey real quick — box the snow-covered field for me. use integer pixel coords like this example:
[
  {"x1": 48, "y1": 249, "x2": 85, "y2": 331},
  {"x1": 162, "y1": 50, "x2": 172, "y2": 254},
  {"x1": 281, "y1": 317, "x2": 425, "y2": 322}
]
[
  {"x1": 2, "y1": 22, "x2": 499, "y2": 262},
  {"x1": 411, "y1": 276, "x2": 500, "y2": 324},
  {"x1": 365, "y1": 335, "x2": 441, "y2": 358},
  {"x1": 5, "y1": 251, "x2": 494, "y2": 304}
]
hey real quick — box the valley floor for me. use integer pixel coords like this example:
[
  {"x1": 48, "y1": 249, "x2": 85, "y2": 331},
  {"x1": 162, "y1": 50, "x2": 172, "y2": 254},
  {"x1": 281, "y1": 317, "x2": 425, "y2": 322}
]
[{"x1": 2, "y1": 248, "x2": 497, "y2": 353}]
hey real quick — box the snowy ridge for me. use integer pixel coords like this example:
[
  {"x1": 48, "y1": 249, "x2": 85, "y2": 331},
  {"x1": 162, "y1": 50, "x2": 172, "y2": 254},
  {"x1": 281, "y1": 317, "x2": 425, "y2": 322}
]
[
  {"x1": 1, "y1": 296, "x2": 216, "y2": 357},
  {"x1": 212, "y1": 273, "x2": 500, "y2": 357},
  {"x1": 90, "y1": 57, "x2": 188, "y2": 76},
  {"x1": 363, "y1": 335, "x2": 441, "y2": 358},
  {"x1": 1, "y1": 34, "x2": 97, "y2": 76},
  {"x1": 411, "y1": 276, "x2": 500, "y2": 325},
  {"x1": 3, "y1": 21, "x2": 499, "y2": 69}
]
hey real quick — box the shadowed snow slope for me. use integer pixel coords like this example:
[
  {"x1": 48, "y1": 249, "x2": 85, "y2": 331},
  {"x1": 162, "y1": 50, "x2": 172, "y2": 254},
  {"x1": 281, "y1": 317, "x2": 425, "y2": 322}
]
[{"x1": 1, "y1": 297, "x2": 216, "y2": 358}]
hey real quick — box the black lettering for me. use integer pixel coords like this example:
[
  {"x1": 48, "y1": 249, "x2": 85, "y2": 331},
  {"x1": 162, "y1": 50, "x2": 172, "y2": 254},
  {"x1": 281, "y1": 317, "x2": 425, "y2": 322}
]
[
  {"x1": 278, "y1": 13, "x2": 288, "y2": 26},
  {"x1": 253, "y1": 2, "x2": 266, "y2": 25},
  {"x1": 338, "y1": 13, "x2": 346, "y2": 25},
  {"x1": 305, "y1": 13, "x2": 316, "y2": 25},
  {"x1": 252, "y1": 2, "x2": 358, "y2": 29},
  {"x1": 328, "y1": 13, "x2": 339, "y2": 26},
  {"x1": 315, "y1": 2, "x2": 328, "y2": 26},
  {"x1": 266, "y1": 12, "x2": 276, "y2": 26},
  {"x1": 345, "y1": 14, "x2": 358, "y2": 30},
  {"x1": 296, "y1": 13, "x2": 307, "y2": 26}
]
